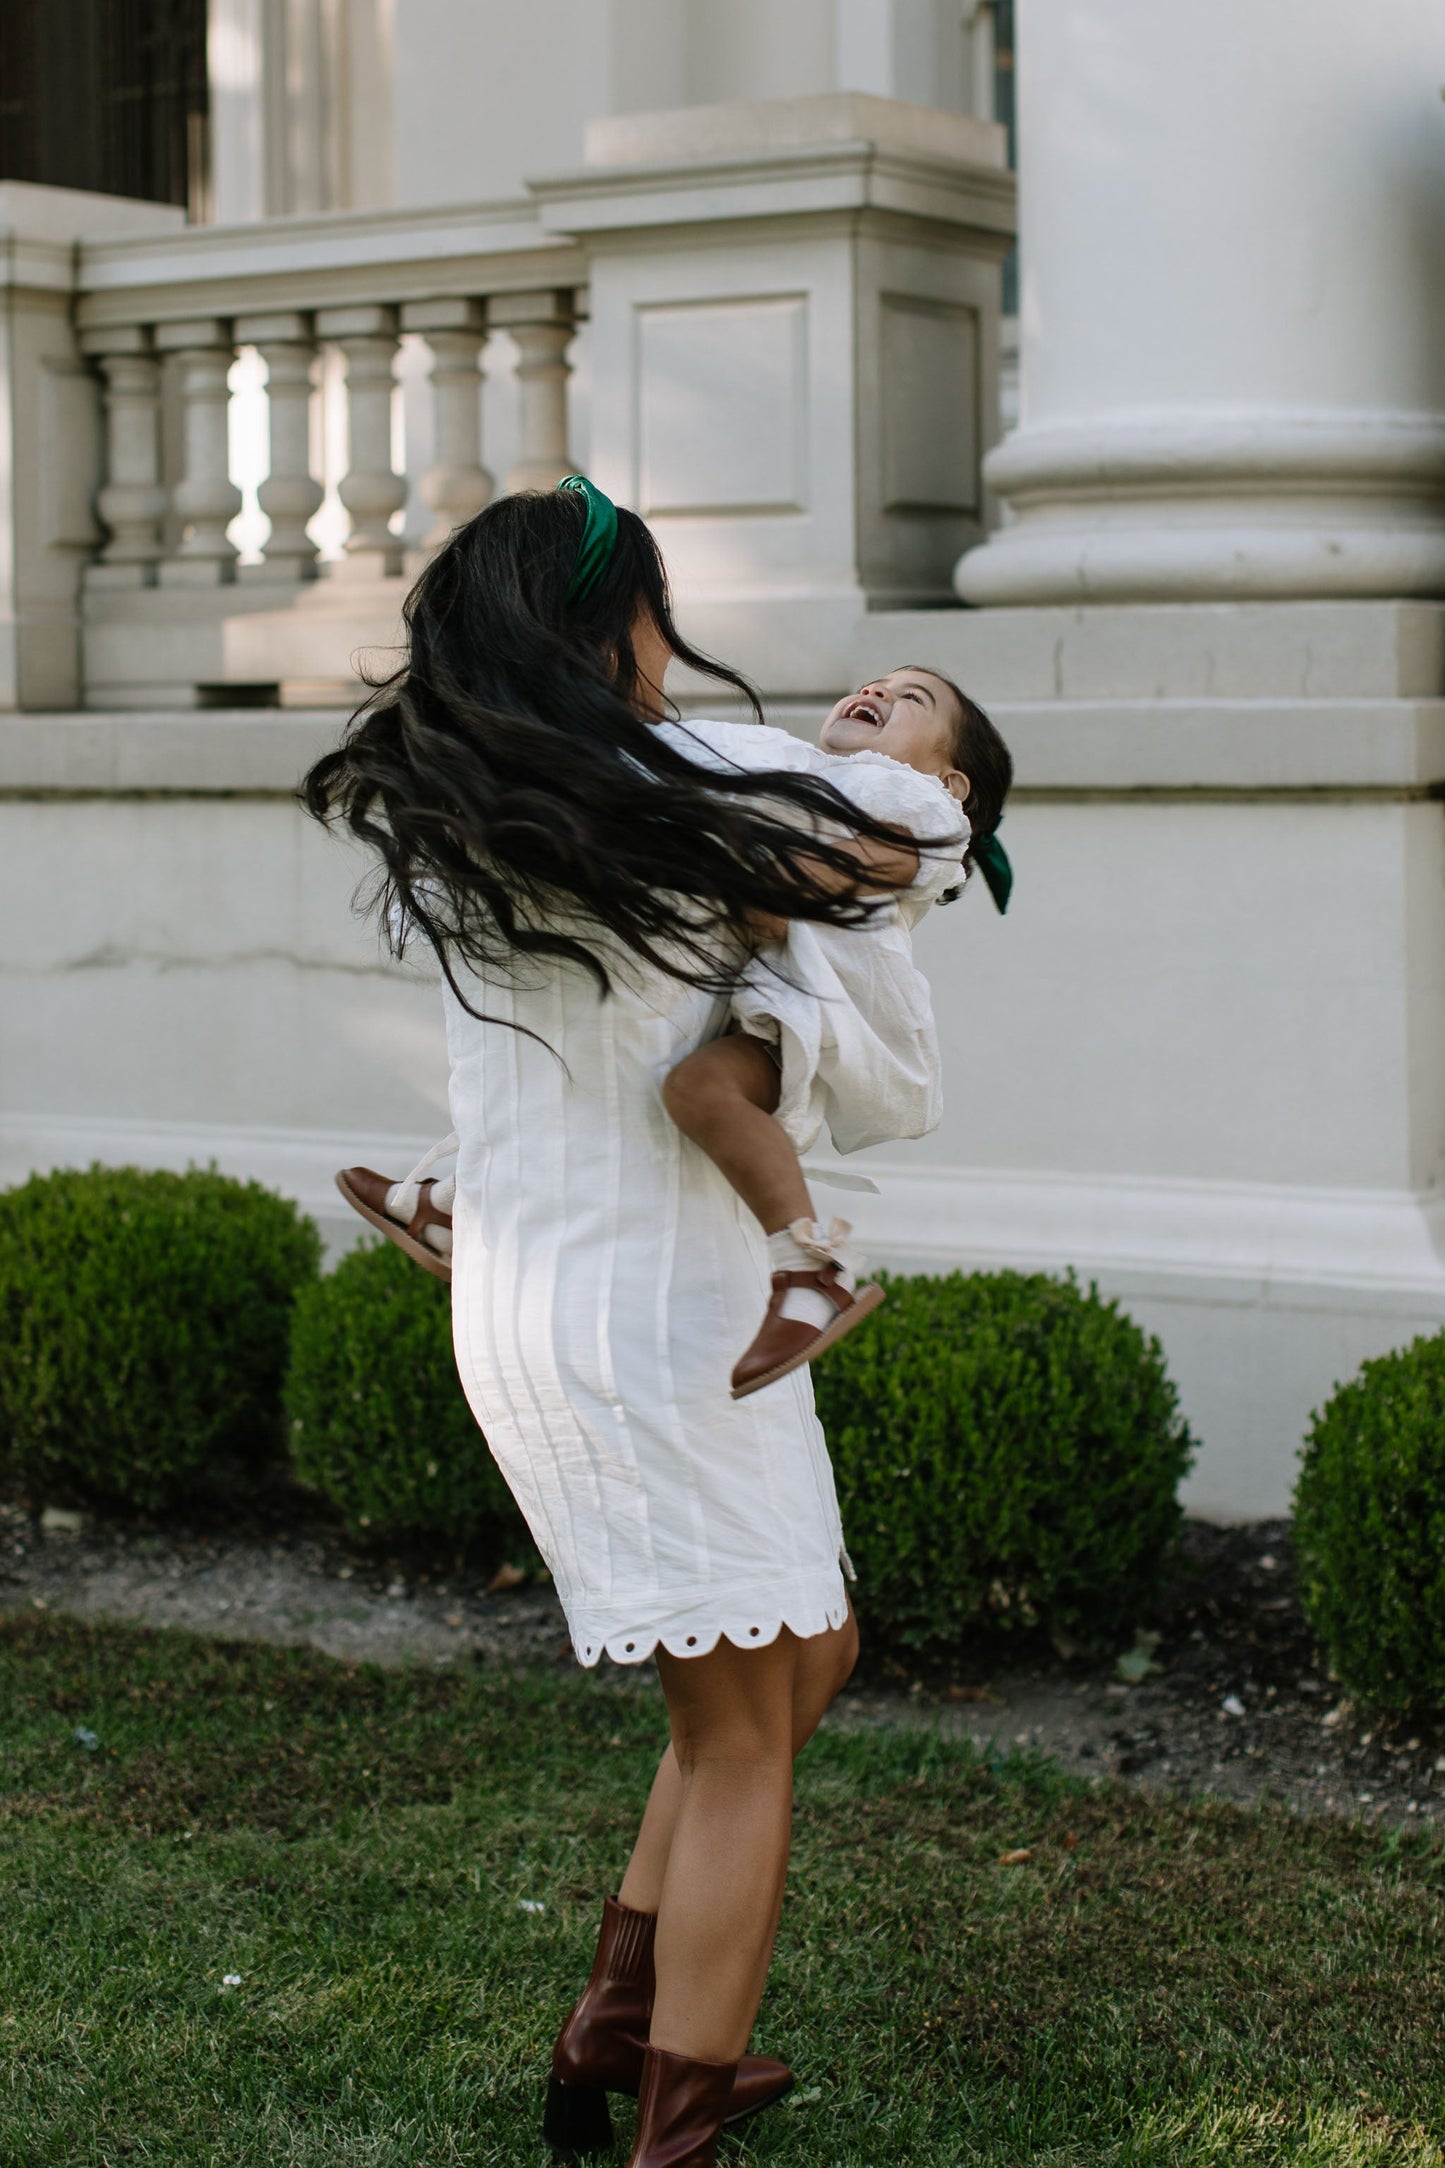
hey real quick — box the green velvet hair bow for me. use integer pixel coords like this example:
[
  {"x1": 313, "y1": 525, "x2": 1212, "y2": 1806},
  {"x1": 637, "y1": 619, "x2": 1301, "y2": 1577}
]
[
  {"x1": 558, "y1": 474, "x2": 619, "y2": 602},
  {"x1": 973, "y1": 831, "x2": 1013, "y2": 915}
]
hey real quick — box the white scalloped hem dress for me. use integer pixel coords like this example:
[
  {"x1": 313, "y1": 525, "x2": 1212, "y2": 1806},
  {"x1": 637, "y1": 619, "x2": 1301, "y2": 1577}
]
[{"x1": 443, "y1": 716, "x2": 957, "y2": 1669}]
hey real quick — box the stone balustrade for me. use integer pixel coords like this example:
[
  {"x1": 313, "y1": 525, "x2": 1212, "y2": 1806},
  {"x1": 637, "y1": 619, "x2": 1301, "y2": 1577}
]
[
  {"x1": 61, "y1": 200, "x2": 587, "y2": 701},
  {"x1": 0, "y1": 97, "x2": 1013, "y2": 708}
]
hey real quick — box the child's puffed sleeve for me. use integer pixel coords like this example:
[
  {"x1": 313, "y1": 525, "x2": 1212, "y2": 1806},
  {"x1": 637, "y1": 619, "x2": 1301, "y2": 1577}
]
[{"x1": 650, "y1": 715, "x2": 827, "y2": 777}]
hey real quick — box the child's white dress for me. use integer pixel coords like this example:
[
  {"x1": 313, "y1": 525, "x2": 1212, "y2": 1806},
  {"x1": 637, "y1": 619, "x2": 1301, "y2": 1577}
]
[{"x1": 654, "y1": 717, "x2": 969, "y2": 1156}]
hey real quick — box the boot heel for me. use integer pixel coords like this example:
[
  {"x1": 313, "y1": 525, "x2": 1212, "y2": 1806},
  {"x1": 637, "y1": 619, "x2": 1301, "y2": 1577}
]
[{"x1": 542, "y1": 2074, "x2": 615, "y2": 2157}]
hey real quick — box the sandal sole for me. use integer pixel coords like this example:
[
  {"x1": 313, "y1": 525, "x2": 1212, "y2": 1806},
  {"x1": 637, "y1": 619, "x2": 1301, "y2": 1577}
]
[
  {"x1": 334, "y1": 1170, "x2": 454, "y2": 1285},
  {"x1": 730, "y1": 1281, "x2": 886, "y2": 1399}
]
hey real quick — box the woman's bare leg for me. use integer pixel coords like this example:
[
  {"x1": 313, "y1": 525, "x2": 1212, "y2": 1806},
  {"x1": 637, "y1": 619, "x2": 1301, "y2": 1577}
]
[
  {"x1": 618, "y1": 1599, "x2": 858, "y2": 1913},
  {"x1": 646, "y1": 1630, "x2": 796, "y2": 2063},
  {"x1": 617, "y1": 1607, "x2": 860, "y2": 2061},
  {"x1": 662, "y1": 1035, "x2": 812, "y2": 1235},
  {"x1": 616, "y1": 1748, "x2": 684, "y2": 1915}
]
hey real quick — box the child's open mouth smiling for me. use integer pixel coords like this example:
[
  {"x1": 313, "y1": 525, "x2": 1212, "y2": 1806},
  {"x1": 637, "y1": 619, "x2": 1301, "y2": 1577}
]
[{"x1": 840, "y1": 696, "x2": 886, "y2": 729}]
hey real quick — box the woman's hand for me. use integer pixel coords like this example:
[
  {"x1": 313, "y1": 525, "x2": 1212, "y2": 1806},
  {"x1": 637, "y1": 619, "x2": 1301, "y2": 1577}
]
[
  {"x1": 831, "y1": 828, "x2": 920, "y2": 893},
  {"x1": 745, "y1": 909, "x2": 790, "y2": 942},
  {"x1": 743, "y1": 827, "x2": 917, "y2": 944}
]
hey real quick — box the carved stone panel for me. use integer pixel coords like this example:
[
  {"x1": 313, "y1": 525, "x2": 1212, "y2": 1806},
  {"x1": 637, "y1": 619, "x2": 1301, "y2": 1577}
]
[{"x1": 636, "y1": 295, "x2": 808, "y2": 519}]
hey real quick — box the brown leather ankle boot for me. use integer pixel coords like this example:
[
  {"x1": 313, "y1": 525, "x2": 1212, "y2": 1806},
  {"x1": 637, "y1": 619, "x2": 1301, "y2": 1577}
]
[
  {"x1": 542, "y1": 1897, "x2": 792, "y2": 2157},
  {"x1": 626, "y1": 2046, "x2": 738, "y2": 2168}
]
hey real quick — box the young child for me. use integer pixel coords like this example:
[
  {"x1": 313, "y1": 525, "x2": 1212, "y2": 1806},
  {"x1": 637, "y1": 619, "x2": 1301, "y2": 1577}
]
[{"x1": 337, "y1": 665, "x2": 1012, "y2": 1395}]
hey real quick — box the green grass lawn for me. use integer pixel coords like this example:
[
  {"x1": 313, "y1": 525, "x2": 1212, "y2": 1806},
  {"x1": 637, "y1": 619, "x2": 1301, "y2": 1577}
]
[{"x1": 1, "y1": 1615, "x2": 1442, "y2": 2167}]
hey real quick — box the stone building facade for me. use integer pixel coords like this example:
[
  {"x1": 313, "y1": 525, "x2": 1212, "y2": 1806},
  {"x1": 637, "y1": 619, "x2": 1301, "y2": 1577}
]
[{"x1": 1, "y1": 0, "x2": 1442, "y2": 1517}]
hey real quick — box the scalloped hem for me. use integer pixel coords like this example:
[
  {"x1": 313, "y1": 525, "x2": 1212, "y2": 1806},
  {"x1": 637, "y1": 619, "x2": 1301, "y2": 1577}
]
[{"x1": 563, "y1": 1565, "x2": 852, "y2": 1670}]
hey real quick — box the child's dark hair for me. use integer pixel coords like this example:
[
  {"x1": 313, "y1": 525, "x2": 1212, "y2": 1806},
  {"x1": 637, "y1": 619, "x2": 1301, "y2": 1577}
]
[{"x1": 901, "y1": 665, "x2": 1013, "y2": 870}]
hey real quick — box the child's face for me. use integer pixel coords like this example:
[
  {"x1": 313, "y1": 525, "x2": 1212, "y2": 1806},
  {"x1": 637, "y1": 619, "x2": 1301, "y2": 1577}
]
[{"x1": 820, "y1": 668, "x2": 969, "y2": 804}]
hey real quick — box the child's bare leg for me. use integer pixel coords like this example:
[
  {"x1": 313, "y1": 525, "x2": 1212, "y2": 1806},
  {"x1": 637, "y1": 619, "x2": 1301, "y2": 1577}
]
[
  {"x1": 662, "y1": 1035, "x2": 812, "y2": 1235},
  {"x1": 665, "y1": 1035, "x2": 882, "y2": 1399}
]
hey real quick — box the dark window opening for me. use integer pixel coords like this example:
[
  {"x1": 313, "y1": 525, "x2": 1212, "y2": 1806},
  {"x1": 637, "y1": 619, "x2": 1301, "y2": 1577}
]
[{"x1": 0, "y1": 0, "x2": 209, "y2": 219}]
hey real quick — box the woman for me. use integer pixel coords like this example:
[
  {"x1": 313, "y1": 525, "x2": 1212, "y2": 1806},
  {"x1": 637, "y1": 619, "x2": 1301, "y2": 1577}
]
[{"x1": 304, "y1": 479, "x2": 935, "y2": 2166}]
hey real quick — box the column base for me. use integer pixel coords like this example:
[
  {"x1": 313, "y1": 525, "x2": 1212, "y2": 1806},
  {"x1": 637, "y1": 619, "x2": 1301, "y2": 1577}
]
[{"x1": 957, "y1": 412, "x2": 1445, "y2": 606}]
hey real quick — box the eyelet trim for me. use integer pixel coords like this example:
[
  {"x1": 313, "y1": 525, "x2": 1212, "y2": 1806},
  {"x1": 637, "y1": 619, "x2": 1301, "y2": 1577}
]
[{"x1": 564, "y1": 1579, "x2": 852, "y2": 1669}]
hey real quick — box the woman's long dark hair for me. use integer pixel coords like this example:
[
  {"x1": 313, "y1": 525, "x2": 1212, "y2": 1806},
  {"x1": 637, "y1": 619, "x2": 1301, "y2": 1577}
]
[{"x1": 303, "y1": 489, "x2": 952, "y2": 1011}]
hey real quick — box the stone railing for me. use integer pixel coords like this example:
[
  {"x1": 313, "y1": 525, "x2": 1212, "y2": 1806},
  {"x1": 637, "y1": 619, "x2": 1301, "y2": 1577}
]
[
  {"x1": 0, "y1": 94, "x2": 1015, "y2": 711},
  {"x1": 76, "y1": 200, "x2": 585, "y2": 591},
  {"x1": 71, "y1": 200, "x2": 587, "y2": 707}
]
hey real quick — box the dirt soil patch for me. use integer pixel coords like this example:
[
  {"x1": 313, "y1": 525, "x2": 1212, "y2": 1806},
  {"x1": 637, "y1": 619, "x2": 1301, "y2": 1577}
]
[{"x1": 2, "y1": 1495, "x2": 1440, "y2": 1829}]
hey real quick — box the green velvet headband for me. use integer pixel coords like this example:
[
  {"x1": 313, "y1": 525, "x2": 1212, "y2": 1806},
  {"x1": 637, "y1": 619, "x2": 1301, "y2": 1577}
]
[
  {"x1": 973, "y1": 830, "x2": 1013, "y2": 915},
  {"x1": 558, "y1": 474, "x2": 619, "y2": 603}
]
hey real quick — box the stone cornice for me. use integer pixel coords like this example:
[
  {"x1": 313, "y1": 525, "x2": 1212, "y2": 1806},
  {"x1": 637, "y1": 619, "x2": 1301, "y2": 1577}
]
[{"x1": 533, "y1": 140, "x2": 1016, "y2": 248}]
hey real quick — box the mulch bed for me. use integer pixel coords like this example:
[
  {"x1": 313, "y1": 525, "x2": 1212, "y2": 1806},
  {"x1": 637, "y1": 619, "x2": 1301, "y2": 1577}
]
[
  {"x1": 845, "y1": 1517, "x2": 1445, "y2": 1828},
  {"x1": 3, "y1": 1486, "x2": 1441, "y2": 1827}
]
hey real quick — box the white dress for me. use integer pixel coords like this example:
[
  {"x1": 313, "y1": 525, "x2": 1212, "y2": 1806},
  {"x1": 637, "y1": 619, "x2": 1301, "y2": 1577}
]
[{"x1": 444, "y1": 716, "x2": 959, "y2": 1667}]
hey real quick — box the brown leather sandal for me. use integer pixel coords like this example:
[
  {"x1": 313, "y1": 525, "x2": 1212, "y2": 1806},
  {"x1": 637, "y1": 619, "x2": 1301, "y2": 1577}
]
[
  {"x1": 334, "y1": 1160, "x2": 454, "y2": 1284},
  {"x1": 731, "y1": 1261, "x2": 885, "y2": 1398},
  {"x1": 542, "y1": 1895, "x2": 792, "y2": 2159}
]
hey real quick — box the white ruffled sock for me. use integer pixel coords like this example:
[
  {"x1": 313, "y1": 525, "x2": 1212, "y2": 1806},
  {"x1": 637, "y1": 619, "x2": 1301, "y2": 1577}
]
[{"x1": 765, "y1": 1218, "x2": 859, "y2": 1331}]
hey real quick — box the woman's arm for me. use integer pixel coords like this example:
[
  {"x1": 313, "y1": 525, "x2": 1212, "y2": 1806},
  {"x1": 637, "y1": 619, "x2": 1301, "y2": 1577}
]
[{"x1": 746, "y1": 825, "x2": 920, "y2": 939}]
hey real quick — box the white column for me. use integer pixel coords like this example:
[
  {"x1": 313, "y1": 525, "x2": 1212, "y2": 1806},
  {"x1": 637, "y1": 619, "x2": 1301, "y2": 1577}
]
[
  {"x1": 490, "y1": 290, "x2": 576, "y2": 495},
  {"x1": 235, "y1": 311, "x2": 322, "y2": 582},
  {"x1": 81, "y1": 327, "x2": 166, "y2": 589},
  {"x1": 207, "y1": 0, "x2": 268, "y2": 222},
  {"x1": 155, "y1": 320, "x2": 242, "y2": 586},
  {"x1": 317, "y1": 304, "x2": 404, "y2": 576},
  {"x1": 401, "y1": 297, "x2": 492, "y2": 550},
  {"x1": 956, "y1": 0, "x2": 1445, "y2": 605}
]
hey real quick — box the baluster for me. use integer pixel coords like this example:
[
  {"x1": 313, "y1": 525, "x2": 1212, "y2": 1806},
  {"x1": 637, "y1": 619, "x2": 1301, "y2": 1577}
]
[
  {"x1": 235, "y1": 311, "x2": 323, "y2": 582},
  {"x1": 401, "y1": 297, "x2": 493, "y2": 552},
  {"x1": 316, "y1": 304, "x2": 404, "y2": 576},
  {"x1": 80, "y1": 326, "x2": 166, "y2": 588},
  {"x1": 491, "y1": 290, "x2": 577, "y2": 493},
  {"x1": 155, "y1": 319, "x2": 241, "y2": 584}
]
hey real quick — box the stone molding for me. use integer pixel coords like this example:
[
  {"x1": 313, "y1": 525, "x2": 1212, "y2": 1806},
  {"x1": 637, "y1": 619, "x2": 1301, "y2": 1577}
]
[
  {"x1": 958, "y1": 412, "x2": 1445, "y2": 606},
  {"x1": 534, "y1": 140, "x2": 1016, "y2": 248},
  {"x1": 74, "y1": 198, "x2": 585, "y2": 333},
  {"x1": 0, "y1": 712, "x2": 343, "y2": 794},
  {"x1": 839, "y1": 1158, "x2": 1445, "y2": 1314},
  {"x1": 581, "y1": 92, "x2": 1008, "y2": 174},
  {"x1": 7, "y1": 679, "x2": 1445, "y2": 806},
  {"x1": 8, "y1": 1108, "x2": 1444, "y2": 1313}
]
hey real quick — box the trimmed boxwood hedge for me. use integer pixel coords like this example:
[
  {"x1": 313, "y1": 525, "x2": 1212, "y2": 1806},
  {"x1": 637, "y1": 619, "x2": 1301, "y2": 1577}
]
[
  {"x1": 814, "y1": 1268, "x2": 1195, "y2": 1656},
  {"x1": 1293, "y1": 1333, "x2": 1445, "y2": 1720},
  {"x1": 285, "y1": 1238, "x2": 530, "y2": 1549},
  {"x1": 0, "y1": 1165, "x2": 320, "y2": 1510}
]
